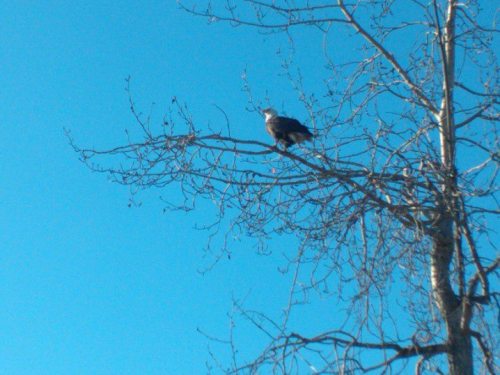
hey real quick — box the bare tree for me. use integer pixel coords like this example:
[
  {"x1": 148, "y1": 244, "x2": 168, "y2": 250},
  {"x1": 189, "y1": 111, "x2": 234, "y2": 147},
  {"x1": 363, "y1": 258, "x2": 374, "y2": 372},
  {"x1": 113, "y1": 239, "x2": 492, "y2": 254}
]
[{"x1": 71, "y1": 1, "x2": 499, "y2": 374}]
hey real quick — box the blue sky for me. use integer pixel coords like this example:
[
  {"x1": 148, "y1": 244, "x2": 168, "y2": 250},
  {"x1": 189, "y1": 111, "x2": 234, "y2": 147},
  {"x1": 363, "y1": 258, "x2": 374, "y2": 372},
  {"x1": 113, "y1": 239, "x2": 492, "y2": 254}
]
[
  {"x1": 2, "y1": 1, "x2": 498, "y2": 374},
  {"x1": 0, "y1": 1, "x2": 328, "y2": 374}
]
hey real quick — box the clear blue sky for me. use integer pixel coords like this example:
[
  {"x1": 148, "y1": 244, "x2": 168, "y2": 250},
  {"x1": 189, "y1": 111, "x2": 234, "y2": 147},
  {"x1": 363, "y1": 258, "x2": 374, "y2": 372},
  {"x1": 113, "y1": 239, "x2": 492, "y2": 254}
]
[
  {"x1": 1, "y1": 1, "x2": 497, "y2": 374},
  {"x1": 0, "y1": 1, "x2": 330, "y2": 374}
]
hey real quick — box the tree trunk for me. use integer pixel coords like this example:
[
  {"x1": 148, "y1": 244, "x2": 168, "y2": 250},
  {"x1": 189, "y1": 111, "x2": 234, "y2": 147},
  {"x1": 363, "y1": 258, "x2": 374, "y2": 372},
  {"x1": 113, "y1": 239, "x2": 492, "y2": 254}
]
[
  {"x1": 448, "y1": 331, "x2": 473, "y2": 375},
  {"x1": 430, "y1": 2, "x2": 474, "y2": 373},
  {"x1": 431, "y1": 214, "x2": 473, "y2": 374}
]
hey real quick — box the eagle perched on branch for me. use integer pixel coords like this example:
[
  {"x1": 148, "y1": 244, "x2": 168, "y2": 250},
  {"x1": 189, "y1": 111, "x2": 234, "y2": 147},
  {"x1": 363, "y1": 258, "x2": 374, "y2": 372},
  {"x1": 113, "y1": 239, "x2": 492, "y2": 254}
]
[{"x1": 262, "y1": 108, "x2": 313, "y2": 149}]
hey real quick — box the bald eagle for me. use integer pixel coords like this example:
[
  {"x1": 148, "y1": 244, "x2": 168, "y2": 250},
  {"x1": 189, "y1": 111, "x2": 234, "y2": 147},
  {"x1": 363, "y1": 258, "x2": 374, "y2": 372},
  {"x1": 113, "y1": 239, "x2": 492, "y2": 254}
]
[{"x1": 262, "y1": 108, "x2": 313, "y2": 149}]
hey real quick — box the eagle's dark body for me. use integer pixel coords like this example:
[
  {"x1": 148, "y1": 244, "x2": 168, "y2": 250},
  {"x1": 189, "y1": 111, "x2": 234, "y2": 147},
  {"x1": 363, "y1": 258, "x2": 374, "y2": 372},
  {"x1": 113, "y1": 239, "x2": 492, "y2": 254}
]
[{"x1": 263, "y1": 108, "x2": 313, "y2": 149}]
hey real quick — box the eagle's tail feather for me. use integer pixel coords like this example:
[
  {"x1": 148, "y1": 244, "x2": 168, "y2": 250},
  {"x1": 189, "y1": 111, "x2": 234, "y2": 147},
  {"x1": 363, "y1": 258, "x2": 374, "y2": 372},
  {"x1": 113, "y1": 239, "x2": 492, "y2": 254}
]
[{"x1": 289, "y1": 132, "x2": 313, "y2": 144}]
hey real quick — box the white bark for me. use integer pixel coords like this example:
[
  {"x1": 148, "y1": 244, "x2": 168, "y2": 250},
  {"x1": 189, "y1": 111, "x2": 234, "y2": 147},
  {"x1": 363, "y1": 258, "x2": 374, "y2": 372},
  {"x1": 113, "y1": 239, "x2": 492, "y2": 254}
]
[{"x1": 431, "y1": 1, "x2": 473, "y2": 373}]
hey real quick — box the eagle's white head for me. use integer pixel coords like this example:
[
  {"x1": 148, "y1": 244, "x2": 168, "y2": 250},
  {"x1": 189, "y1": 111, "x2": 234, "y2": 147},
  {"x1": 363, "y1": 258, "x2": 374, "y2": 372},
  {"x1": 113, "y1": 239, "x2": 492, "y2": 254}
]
[{"x1": 262, "y1": 108, "x2": 278, "y2": 122}]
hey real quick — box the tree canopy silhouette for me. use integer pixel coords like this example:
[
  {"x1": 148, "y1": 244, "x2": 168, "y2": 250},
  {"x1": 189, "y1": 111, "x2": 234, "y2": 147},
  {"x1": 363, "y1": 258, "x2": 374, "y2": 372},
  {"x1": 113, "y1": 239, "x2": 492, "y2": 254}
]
[{"x1": 72, "y1": 1, "x2": 499, "y2": 373}]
